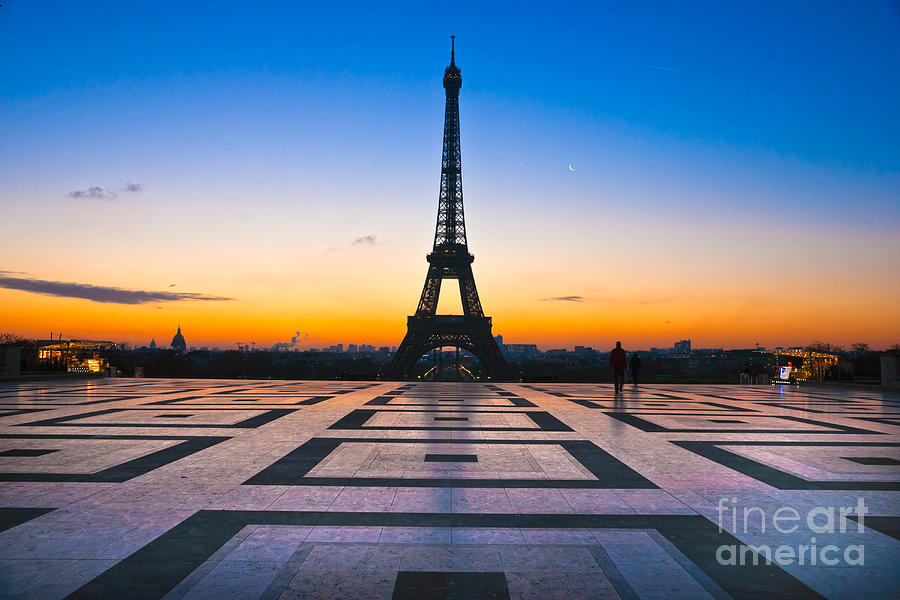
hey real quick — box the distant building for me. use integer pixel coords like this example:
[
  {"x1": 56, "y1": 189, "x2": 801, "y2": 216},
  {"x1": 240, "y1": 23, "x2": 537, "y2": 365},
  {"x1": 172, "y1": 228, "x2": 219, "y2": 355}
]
[
  {"x1": 37, "y1": 339, "x2": 118, "y2": 373},
  {"x1": 171, "y1": 326, "x2": 186, "y2": 352},
  {"x1": 764, "y1": 348, "x2": 839, "y2": 381},
  {"x1": 149, "y1": 339, "x2": 157, "y2": 350},
  {"x1": 673, "y1": 339, "x2": 691, "y2": 354},
  {"x1": 348, "y1": 344, "x2": 358, "y2": 353},
  {"x1": 503, "y1": 343, "x2": 540, "y2": 361}
]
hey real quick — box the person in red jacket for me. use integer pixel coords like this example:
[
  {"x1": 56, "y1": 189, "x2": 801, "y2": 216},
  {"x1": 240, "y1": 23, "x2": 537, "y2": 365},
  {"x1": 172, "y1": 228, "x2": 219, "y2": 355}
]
[{"x1": 609, "y1": 341, "x2": 627, "y2": 393}]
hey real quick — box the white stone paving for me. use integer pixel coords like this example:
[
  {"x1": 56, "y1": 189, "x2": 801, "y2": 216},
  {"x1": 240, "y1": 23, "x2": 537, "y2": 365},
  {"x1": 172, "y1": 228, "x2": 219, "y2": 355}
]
[{"x1": 0, "y1": 378, "x2": 896, "y2": 599}]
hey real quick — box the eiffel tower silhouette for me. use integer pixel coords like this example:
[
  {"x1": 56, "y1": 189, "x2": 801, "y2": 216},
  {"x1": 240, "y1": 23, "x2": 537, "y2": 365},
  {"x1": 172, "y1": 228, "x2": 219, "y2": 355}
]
[{"x1": 384, "y1": 37, "x2": 508, "y2": 381}]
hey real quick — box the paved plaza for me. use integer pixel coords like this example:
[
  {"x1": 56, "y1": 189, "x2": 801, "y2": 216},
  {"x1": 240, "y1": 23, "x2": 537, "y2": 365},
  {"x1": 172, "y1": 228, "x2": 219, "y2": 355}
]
[{"x1": 0, "y1": 379, "x2": 897, "y2": 599}]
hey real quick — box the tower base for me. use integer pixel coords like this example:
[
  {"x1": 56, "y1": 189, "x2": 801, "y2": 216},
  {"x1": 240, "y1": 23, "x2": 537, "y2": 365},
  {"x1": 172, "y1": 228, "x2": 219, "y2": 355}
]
[{"x1": 384, "y1": 315, "x2": 508, "y2": 380}]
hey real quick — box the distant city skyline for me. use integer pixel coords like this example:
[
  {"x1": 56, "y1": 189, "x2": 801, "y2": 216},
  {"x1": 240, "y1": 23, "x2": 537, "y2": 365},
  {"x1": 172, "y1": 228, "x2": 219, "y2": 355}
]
[
  {"x1": 2, "y1": 2, "x2": 898, "y2": 350},
  {"x1": 115, "y1": 327, "x2": 895, "y2": 353}
]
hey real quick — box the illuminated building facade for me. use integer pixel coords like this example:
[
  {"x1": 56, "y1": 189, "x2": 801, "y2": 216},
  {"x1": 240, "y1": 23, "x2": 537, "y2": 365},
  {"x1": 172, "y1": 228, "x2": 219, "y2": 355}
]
[
  {"x1": 37, "y1": 340, "x2": 118, "y2": 373},
  {"x1": 766, "y1": 348, "x2": 840, "y2": 381}
]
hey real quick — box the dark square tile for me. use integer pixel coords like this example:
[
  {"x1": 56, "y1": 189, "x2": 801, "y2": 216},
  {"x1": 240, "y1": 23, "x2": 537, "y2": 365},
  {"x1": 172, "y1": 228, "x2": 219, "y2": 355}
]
[
  {"x1": 425, "y1": 454, "x2": 478, "y2": 463},
  {"x1": 393, "y1": 571, "x2": 510, "y2": 600},
  {"x1": 843, "y1": 457, "x2": 900, "y2": 466},
  {"x1": 0, "y1": 449, "x2": 59, "y2": 457},
  {"x1": 710, "y1": 419, "x2": 745, "y2": 424},
  {"x1": 674, "y1": 440, "x2": 900, "y2": 490}
]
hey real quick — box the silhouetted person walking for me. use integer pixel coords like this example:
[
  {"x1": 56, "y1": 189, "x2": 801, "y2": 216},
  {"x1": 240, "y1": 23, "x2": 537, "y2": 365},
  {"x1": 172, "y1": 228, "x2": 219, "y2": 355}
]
[
  {"x1": 630, "y1": 352, "x2": 642, "y2": 386},
  {"x1": 609, "y1": 341, "x2": 627, "y2": 393}
]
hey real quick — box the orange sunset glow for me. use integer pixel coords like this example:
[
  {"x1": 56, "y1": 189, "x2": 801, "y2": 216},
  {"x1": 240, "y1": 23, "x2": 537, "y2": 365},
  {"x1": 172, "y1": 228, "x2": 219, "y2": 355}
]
[
  {"x1": 3, "y1": 210, "x2": 897, "y2": 350},
  {"x1": 2, "y1": 1, "x2": 899, "y2": 353}
]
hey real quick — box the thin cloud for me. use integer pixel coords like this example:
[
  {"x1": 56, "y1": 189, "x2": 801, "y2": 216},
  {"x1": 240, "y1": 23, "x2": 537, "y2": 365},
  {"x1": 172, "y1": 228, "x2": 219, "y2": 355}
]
[
  {"x1": 0, "y1": 272, "x2": 233, "y2": 305},
  {"x1": 67, "y1": 182, "x2": 143, "y2": 200},
  {"x1": 68, "y1": 186, "x2": 117, "y2": 201},
  {"x1": 351, "y1": 235, "x2": 377, "y2": 247},
  {"x1": 542, "y1": 296, "x2": 585, "y2": 302},
  {"x1": 626, "y1": 62, "x2": 682, "y2": 73},
  {"x1": 328, "y1": 235, "x2": 378, "y2": 252}
]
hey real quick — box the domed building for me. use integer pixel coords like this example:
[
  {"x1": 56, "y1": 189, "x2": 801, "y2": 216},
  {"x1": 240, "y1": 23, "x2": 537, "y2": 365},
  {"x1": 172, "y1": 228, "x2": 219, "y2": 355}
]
[
  {"x1": 149, "y1": 339, "x2": 157, "y2": 350},
  {"x1": 170, "y1": 326, "x2": 186, "y2": 352}
]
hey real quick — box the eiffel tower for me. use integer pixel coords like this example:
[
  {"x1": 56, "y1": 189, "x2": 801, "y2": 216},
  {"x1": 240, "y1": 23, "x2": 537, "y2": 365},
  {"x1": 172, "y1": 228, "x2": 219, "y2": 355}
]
[{"x1": 384, "y1": 37, "x2": 508, "y2": 381}]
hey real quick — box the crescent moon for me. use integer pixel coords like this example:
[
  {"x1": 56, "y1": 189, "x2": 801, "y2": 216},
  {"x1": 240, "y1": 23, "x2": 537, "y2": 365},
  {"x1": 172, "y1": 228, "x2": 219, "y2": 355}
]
[{"x1": 568, "y1": 164, "x2": 575, "y2": 172}]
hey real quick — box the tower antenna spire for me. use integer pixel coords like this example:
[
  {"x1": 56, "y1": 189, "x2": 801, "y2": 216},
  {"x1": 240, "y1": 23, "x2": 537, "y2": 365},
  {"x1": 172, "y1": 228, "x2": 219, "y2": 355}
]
[{"x1": 450, "y1": 35, "x2": 455, "y2": 64}]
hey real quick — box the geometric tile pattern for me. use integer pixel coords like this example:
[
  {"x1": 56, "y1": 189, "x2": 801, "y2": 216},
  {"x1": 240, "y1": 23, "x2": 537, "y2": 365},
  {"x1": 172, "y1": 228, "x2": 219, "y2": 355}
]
[{"x1": 0, "y1": 379, "x2": 897, "y2": 598}]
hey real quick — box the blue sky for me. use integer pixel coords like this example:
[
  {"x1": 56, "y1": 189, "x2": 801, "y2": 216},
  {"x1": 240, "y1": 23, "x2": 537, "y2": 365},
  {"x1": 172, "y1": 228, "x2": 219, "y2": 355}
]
[
  {"x1": 1, "y1": 1, "x2": 899, "y2": 348},
  {"x1": 3, "y1": 1, "x2": 898, "y2": 223},
  {"x1": 4, "y1": 1, "x2": 898, "y2": 167}
]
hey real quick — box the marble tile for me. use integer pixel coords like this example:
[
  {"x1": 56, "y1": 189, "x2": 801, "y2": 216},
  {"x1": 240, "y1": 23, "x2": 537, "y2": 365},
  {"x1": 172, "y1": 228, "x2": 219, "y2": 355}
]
[
  {"x1": 399, "y1": 545, "x2": 503, "y2": 572},
  {"x1": 378, "y1": 527, "x2": 452, "y2": 544},
  {"x1": 499, "y1": 545, "x2": 602, "y2": 573},
  {"x1": 450, "y1": 488, "x2": 513, "y2": 513},
  {"x1": 305, "y1": 526, "x2": 383, "y2": 543},
  {"x1": 267, "y1": 486, "x2": 342, "y2": 511},
  {"x1": 505, "y1": 571, "x2": 620, "y2": 599},
  {"x1": 451, "y1": 527, "x2": 525, "y2": 544},
  {"x1": 520, "y1": 528, "x2": 597, "y2": 545},
  {"x1": 506, "y1": 488, "x2": 575, "y2": 514},
  {"x1": 389, "y1": 487, "x2": 452, "y2": 513},
  {"x1": 1, "y1": 379, "x2": 897, "y2": 599},
  {"x1": 328, "y1": 486, "x2": 397, "y2": 512}
]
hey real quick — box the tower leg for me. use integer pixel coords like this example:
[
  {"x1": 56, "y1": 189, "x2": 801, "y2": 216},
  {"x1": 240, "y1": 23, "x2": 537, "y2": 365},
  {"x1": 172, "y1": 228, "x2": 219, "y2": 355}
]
[{"x1": 384, "y1": 316, "x2": 509, "y2": 381}]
